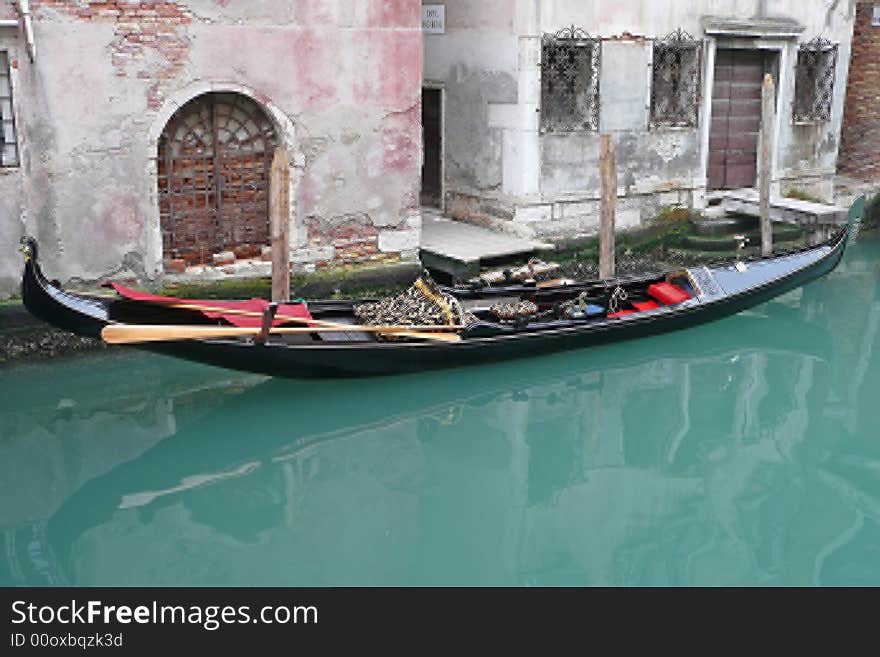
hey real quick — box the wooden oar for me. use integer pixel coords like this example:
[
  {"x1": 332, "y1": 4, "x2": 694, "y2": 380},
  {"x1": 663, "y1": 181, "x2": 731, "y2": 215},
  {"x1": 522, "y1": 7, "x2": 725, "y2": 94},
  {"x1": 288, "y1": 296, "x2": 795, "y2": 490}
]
[{"x1": 102, "y1": 324, "x2": 462, "y2": 345}]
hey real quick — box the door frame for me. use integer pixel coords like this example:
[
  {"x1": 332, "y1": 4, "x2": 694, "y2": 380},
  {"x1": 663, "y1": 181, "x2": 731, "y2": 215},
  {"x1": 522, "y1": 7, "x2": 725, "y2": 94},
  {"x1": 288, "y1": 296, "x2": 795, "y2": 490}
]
[
  {"x1": 699, "y1": 37, "x2": 791, "y2": 197},
  {"x1": 422, "y1": 80, "x2": 446, "y2": 213},
  {"x1": 147, "y1": 81, "x2": 301, "y2": 278}
]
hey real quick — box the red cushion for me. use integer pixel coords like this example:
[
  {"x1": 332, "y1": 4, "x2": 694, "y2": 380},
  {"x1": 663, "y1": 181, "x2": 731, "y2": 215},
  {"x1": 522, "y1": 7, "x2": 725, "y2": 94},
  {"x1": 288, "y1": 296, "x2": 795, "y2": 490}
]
[
  {"x1": 647, "y1": 282, "x2": 691, "y2": 305},
  {"x1": 632, "y1": 300, "x2": 661, "y2": 312},
  {"x1": 607, "y1": 309, "x2": 636, "y2": 319}
]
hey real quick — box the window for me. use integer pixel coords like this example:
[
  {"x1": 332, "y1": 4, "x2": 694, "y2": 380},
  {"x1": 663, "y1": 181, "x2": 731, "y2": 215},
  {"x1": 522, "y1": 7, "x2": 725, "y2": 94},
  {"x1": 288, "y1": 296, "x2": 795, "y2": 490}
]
[
  {"x1": 650, "y1": 29, "x2": 702, "y2": 128},
  {"x1": 540, "y1": 26, "x2": 601, "y2": 133},
  {"x1": 873, "y1": 5, "x2": 880, "y2": 27},
  {"x1": 793, "y1": 37, "x2": 837, "y2": 123},
  {"x1": 0, "y1": 51, "x2": 18, "y2": 167}
]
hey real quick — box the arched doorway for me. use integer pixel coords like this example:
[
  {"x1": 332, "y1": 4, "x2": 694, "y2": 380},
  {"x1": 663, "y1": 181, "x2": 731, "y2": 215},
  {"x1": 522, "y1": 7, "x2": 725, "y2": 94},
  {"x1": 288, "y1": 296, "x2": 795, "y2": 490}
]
[{"x1": 158, "y1": 93, "x2": 279, "y2": 266}]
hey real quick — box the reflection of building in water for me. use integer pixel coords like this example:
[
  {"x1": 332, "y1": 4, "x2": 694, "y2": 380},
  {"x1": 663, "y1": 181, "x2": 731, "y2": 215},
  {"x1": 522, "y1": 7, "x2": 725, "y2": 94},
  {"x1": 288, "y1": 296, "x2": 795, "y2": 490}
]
[{"x1": 800, "y1": 249, "x2": 880, "y2": 436}]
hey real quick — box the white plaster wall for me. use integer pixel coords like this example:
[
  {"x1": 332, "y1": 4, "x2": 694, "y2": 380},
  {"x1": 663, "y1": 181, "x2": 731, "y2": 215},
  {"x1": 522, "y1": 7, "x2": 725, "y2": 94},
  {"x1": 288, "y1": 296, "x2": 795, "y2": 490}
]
[
  {"x1": 422, "y1": 1, "x2": 520, "y2": 196},
  {"x1": 542, "y1": 0, "x2": 856, "y2": 200},
  {"x1": 425, "y1": 0, "x2": 857, "y2": 234},
  {"x1": 543, "y1": 0, "x2": 854, "y2": 41},
  {"x1": 0, "y1": 30, "x2": 23, "y2": 298}
]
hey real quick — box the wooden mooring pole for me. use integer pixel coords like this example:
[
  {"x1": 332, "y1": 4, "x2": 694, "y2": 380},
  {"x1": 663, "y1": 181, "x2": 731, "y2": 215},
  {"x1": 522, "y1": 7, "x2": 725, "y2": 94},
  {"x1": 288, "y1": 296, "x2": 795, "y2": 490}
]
[
  {"x1": 760, "y1": 73, "x2": 775, "y2": 257},
  {"x1": 270, "y1": 147, "x2": 291, "y2": 302},
  {"x1": 600, "y1": 134, "x2": 616, "y2": 279}
]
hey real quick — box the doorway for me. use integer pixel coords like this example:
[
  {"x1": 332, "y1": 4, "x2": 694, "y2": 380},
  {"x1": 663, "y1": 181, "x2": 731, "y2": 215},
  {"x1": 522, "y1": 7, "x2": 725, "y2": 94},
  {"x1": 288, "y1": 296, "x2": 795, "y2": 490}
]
[
  {"x1": 158, "y1": 93, "x2": 278, "y2": 266},
  {"x1": 708, "y1": 49, "x2": 776, "y2": 190},
  {"x1": 421, "y1": 86, "x2": 444, "y2": 208}
]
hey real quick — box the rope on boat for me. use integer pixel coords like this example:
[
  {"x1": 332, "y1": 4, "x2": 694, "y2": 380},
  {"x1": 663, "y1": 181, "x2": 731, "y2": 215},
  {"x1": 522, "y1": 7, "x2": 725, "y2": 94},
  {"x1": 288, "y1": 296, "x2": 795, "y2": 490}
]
[{"x1": 609, "y1": 286, "x2": 628, "y2": 314}]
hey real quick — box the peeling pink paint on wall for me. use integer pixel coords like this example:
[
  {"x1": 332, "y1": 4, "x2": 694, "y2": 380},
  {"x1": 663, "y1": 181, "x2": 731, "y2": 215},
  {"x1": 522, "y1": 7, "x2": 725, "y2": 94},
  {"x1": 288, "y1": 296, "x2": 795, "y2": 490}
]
[
  {"x1": 99, "y1": 195, "x2": 144, "y2": 245},
  {"x1": 367, "y1": 0, "x2": 422, "y2": 28},
  {"x1": 294, "y1": 0, "x2": 339, "y2": 26},
  {"x1": 290, "y1": 30, "x2": 341, "y2": 110},
  {"x1": 381, "y1": 105, "x2": 421, "y2": 175},
  {"x1": 298, "y1": 174, "x2": 319, "y2": 217},
  {"x1": 31, "y1": 1, "x2": 193, "y2": 110},
  {"x1": 352, "y1": 31, "x2": 422, "y2": 109},
  {"x1": 380, "y1": 32, "x2": 423, "y2": 110}
]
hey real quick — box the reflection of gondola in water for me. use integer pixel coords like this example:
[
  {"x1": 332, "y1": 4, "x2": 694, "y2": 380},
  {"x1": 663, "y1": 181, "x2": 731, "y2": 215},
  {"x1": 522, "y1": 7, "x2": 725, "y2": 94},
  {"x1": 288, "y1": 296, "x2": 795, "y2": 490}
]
[{"x1": 42, "y1": 301, "x2": 840, "y2": 585}]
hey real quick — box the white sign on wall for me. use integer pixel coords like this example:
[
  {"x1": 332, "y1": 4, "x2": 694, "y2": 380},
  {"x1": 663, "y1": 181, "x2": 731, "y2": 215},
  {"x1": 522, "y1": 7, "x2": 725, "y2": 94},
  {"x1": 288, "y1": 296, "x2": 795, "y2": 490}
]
[
  {"x1": 873, "y1": 5, "x2": 880, "y2": 27},
  {"x1": 423, "y1": 5, "x2": 446, "y2": 34}
]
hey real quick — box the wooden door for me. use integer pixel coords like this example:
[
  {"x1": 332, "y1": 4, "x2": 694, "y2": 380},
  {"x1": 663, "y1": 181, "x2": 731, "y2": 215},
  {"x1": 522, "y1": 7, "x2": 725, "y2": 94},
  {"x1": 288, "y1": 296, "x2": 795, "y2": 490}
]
[
  {"x1": 159, "y1": 94, "x2": 278, "y2": 265},
  {"x1": 708, "y1": 50, "x2": 766, "y2": 190}
]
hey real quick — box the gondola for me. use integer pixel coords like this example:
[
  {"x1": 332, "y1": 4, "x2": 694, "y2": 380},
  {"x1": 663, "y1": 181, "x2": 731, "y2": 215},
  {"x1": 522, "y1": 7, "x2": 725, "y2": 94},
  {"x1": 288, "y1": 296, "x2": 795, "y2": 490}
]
[{"x1": 18, "y1": 197, "x2": 863, "y2": 379}]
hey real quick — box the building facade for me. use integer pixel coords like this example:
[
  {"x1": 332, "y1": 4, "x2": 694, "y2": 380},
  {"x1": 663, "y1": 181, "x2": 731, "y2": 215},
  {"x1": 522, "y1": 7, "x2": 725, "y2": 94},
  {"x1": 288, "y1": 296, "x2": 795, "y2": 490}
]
[
  {"x1": 422, "y1": 1, "x2": 857, "y2": 239},
  {"x1": 0, "y1": 1, "x2": 424, "y2": 298},
  {"x1": 839, "y1": 1, "x2": 880, "y2": 180}
]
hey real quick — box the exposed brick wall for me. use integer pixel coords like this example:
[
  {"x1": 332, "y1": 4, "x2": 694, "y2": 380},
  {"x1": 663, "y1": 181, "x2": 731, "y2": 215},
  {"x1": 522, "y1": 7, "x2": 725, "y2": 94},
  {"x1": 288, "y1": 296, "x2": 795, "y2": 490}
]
[
  {"x1": 307, "y1": 215, "x2": 383, "y2": 266},
  {"x1": 31, "y1": 1, "x2": 192, "y2": 109},
  {"x1": 839, "y1": 2, "x2": 880, "y2": 180}
]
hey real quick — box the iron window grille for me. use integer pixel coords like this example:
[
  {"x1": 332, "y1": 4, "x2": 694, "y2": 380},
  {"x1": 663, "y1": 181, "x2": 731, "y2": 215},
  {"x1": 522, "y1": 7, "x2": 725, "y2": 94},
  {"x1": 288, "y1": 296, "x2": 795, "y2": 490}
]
[
  {"x1": 0, "y1": 51, "x2": 19, "y2": 167},
  {"x1": 650, "y1": 29, "x2": 702, "y2": 128},
  {"x1": 540, "y1": 26, "x2": 601, "y2": 133},
  {"x1": 793, "y1": 36, "x2": 837, "y2": 123}
]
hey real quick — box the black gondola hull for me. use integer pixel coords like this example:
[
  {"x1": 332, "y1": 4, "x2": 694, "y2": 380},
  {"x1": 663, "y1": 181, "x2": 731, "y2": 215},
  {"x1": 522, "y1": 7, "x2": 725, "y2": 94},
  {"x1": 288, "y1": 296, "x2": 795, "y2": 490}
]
[
  {"x1": 144, "y1": 238, "x2": 845, "y2": 378},
  {"x1": 18, "y1": 200, "x2": 858, "y2": 379}
]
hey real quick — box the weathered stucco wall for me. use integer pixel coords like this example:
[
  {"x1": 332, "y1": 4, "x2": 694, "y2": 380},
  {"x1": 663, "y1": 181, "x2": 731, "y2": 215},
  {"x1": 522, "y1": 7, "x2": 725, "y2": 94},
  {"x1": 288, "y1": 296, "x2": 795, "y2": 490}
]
[
  {"x1": 0, "y1": 26, "x2": 22, "y2": 298},
  {"x1": 427, "y1": 0, "x2": 856, "y2": 238},
  {"x1": 1, "y1": 0, "x2": 423, "y2": 297},
  {"x1": 422, "y1": 0, "x2": 518, "y2": 196},
  {"x1": 0, "y1": 171, "x2": 21, "y2": 297},
  {"x1": 546, "y1": 0, "x2": 858, "y2": 193}
]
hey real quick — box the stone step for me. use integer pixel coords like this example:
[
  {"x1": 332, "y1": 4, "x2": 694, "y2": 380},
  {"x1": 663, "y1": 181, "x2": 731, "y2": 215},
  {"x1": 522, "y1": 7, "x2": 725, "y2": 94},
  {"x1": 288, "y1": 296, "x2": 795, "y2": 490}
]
[
  {"x1": 718, "y1": 189, "x2": 848, "y2": 225},
  {"x1": 420, "y1": 209, "x2": 553, "y2": 280}
]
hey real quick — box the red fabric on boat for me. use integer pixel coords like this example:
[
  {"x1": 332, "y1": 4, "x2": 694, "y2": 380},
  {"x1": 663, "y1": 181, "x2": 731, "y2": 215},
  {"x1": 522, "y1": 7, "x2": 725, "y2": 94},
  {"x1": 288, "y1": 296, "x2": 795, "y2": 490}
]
[
  {"x1": 632, "y1": 300, "x2": 661, "y2": 312},
  {"x1": 607, "y1": 309, "x2": 636, "y2": 319},
  {"x1": 108, "y1": 283, "x2": 312, "y2": 328},
  {"x1": 647, "y1": 282, "x2": 691, "y2": 305}
]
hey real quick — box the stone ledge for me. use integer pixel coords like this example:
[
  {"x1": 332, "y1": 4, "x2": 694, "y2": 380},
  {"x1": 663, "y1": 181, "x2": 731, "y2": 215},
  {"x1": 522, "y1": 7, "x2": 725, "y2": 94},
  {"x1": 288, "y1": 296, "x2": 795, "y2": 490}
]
[{"x1": 702, "y1": 16, "x2": 805, "y2": 39}]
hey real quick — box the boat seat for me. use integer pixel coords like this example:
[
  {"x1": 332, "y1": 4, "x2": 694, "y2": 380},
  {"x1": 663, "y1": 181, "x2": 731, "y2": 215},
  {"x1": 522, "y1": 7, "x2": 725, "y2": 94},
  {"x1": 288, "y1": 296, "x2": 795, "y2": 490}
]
[
  {"x1": 313, "y1": 316, "x2": 376, "y2": 343},
  {"x1": 647, "y1": 282, "x2": 691, "y2": 305},
  {"x1": 607, "y1": 299, "x2": 660, "y2": 319}
]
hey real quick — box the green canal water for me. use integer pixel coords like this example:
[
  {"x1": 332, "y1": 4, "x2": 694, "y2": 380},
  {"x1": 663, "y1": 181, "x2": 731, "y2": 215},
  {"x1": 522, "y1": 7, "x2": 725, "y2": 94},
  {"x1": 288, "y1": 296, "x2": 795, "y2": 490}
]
[{"x1": 1, "y1": 235, "x2": 878, "y2": 587}]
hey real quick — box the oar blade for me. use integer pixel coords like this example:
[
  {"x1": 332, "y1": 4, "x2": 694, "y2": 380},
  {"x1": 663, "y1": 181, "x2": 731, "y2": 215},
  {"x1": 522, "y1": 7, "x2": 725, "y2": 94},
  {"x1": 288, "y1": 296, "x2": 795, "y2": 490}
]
[
  {"x1": 101, "y1": 324, "x2": 461, "y2": 345},
  {"x1": 102, "y1": 324, "x2": 253, "y2": 344}
]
